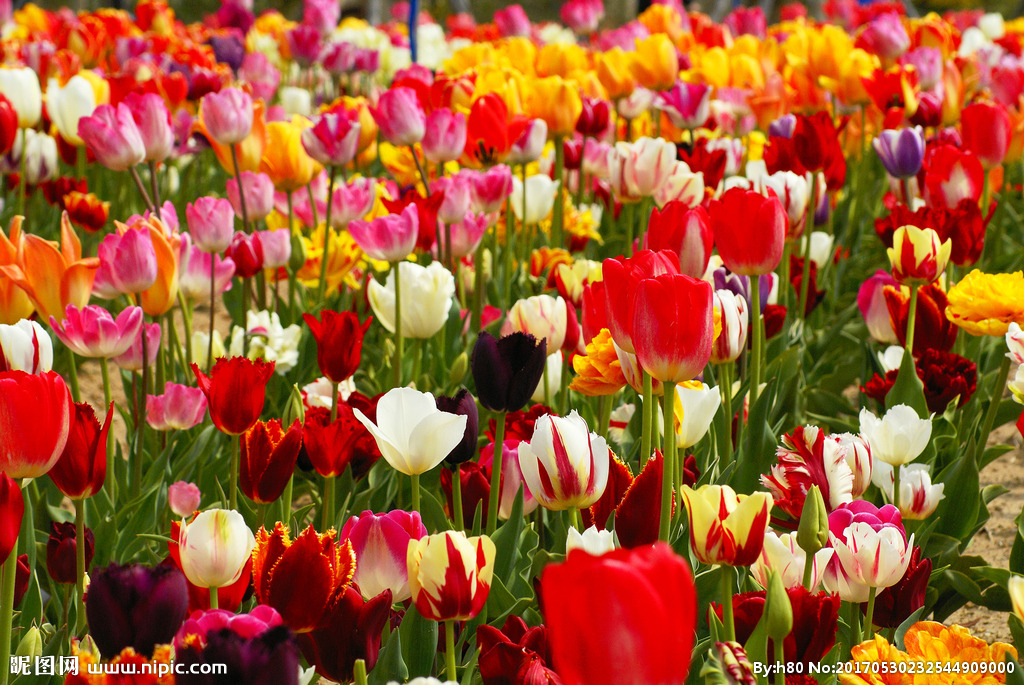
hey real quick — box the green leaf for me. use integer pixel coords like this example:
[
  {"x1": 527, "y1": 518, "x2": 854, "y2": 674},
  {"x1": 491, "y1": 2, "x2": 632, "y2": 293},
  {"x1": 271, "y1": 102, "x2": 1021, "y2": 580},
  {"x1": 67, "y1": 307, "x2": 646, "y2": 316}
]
[
  {"x1": 490, "y1": 489, "x2": 524, "y2": 585},
  {"x1": 368, "y1": 629, "x2": 407, "y2": 685},
  {"x1": 1009, "y1": 614, "x2": 1024, "y2": 660},
  {"x1": 885, "y1": 348, "x2": 928, "y2": 415},
  {"x1": 894, "y1": 606, "x2": 926, "y2": 650},
  {"x1": 932, "y1": 453, "x2": 981, "y2": 541},
  {"x1": 399, "y1": 608, "x2": 437, "y2": 679}
]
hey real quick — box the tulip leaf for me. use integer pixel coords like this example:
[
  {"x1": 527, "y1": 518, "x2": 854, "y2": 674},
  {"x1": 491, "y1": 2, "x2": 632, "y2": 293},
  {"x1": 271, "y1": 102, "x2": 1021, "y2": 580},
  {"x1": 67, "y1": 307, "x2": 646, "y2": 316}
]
[
  {"x1": 1008, "y1": 615, "x2": 1024, "y2": 663},
  {"x1": 884, "y1": 348, "x2": 928, "y2": 415},
  {"x1": 418, "y1": 487, "x2": 450, "y2": 534},
  {"x1": 893, "y1": 606, "x2": 926, "y2": 650},
  {"x1": 1007, "y1": 652, "x2": 1024, "y2": 685},
  {"x1": 743, "y1": 608, "x2": 769, "y2": 668},
  {"x1": 491, "y1": 489, "x2": 524, "y2": 585},
  {"x1": 399, "y1": 607, "x2": 437, "y2": 678},
  {"x1": 367, "y1": 628, "x2": 407, "y2": 685},
  {"x1": 932, "y1": 452, "x2": 981, "y2": 541},
  {"x1": 731, "y1": 377, "x2": 777, "y2": 494}
]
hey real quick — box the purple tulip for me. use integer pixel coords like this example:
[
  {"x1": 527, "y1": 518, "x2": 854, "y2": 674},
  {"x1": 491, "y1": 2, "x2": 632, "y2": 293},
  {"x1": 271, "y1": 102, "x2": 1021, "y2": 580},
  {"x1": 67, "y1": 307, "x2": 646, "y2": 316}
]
[
  {"x1": 470, "y1": 331, "x2": 547, "y2": 413},
  {"x1": 436, "y1": 388, "x2": 480, "y2": 465},
  {"x1": 873, "y1": 126, "x2": 925, "y2": 179}
]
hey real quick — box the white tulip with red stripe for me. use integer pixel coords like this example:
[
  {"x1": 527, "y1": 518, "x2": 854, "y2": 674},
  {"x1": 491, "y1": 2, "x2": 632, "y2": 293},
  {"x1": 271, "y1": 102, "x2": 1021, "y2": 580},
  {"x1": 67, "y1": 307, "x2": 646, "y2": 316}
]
[
  {"x1": 0, "y1": 319, "x2": 52, "y2": 373},
  {"x1": 407, "y1": 531, "x2": 495, "y2": 622},
  {"x1": 517, "y1": 411, "x2": 611, "y2": 511}
]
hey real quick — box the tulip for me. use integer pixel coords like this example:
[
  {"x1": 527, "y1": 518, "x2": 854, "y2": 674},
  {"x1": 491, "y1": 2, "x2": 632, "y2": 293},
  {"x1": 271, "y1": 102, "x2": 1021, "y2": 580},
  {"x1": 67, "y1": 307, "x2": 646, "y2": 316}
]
[
  {"x1": 124, "y1": 93, "x2": 174, "y2": 163},
  {"x1": 367, "y1": 261, "x2": 454, "y2": 339},
  {"x1": 711, "y1": 290, "x2": 749, "y2": 363},
  {"x1": 467, "y1": 165, "x2": 514, "y2": 214},
  {"x1": 256, "y1": 229, "x2": 291, "y2": 271},
  {"x1": 226, "y1": 172, "x2": 275, "y2": 222},
  {"x1": 0, "y1": 370, "x2": 72, "y2": 479},
  {"x1": 0, "y1": 475, "x2": 22, "y2": 566},
  {"x1": 435, "y1": 389, "x2": 479, "y2": 467},
  {"x1": 644, "y1": 204, "x2": 711, "y2": 279},
  {"x1": 252, "y1": 523, "x2": 355, "y2": 633},
  {"x1": 178, "y1": 245, "x2": 235, "y2": 304},
  {"x1": 77, "y1": 103, "x2": 145, "y2": 172},
  {"x1": 887, "y1": 225, "x2": 951, "y2": 286},
  {"x1": 0, "y1": 319, "x2": 51, "y2": 373},
  {"x1": 46, "y1": 521, "x2": 93, "y2": 585},
  {"x1": 540, "y1": 543, "x2": 697, "y2": 685},
  {"x1": 178, "y1": 509, "x2": 256, "y2": 596},
  {"x1": 187, "y1": 197, "x2": 235, "y2": 254},
  {"x1": 873, "y1": 127, "x2": 925, "y2": 179},
  {"x1": 606, "y1": 137, "x2": 677, "y2": 203},
  {"x1": 93, "y1": 228, "x2": 158, "y2": 298},
  {"x1": 857, "y1": 270, "x2": 900, "y2": 344},
  {"x1": 302, "y1": 310, "x2": 370, "y2": 386},
  {"x1": 86, "y1": 563, "x2": 189, "y2": 659},
  {"x1": 868, "y1": 547, "x2": 931, "y2": 629},
  {"x1": 423, "y1": 109, "x2": 467, "y2": 164},
  {"x1": 47, "y1": 401, "x2": 110, "y2": 500},
  {"x1": 298, "y1": 586, "x2": 392, "y2": 684},
  {"x1": 168, "y1": 481, "x2": 201, "y2": 518},
  {"x1": 656, "y1": 81, "x2": 711, "y2": 130},
  {"x1": 0, "y1": 68, "x2": 41, "y2": 128},
  {"x1": 669, "y1": 382, "x2": 722, "y2": 449},
  {"x1": 147, "y1": 383, "x2": 207, "y2": 433},
  {"x1": 477, "y1": 616, "x2": 558, "y2": 685},
  {"x1": 348, "y1": 205, "x2": 418, "y2": 263},
  {"x1": 111, "y1": 321, "x2": 160, "y2": 372},
  {"x1": 329, "y1": 177, "x2": 376, "y2": 228},
  {"x1": 510, "y1": 175, "x2": 560, "y2": 225},
  {"x1": 859, "y1": 404, "x2": 931, "y2": 469},
  {"x1": 632, "y1": 273, "x2": 714, "y2": 384},
  {"x1": 525, "y1": 75, "x2": 582, "y2": 138},
  {"x1": 407, "y1": 531, "x2": 495, "y2": 622},
  {"x1": 871, "y1": 462, "x2": 944, "y2": 520},
  {"x1": 518, "y1": 411, "x2": 610, "y2": 512},
  {"x1": 508, "y1": 118, "x2": 547, "y2": 165},
  {"x1": 502, "y1": 294, "x2": 574, "y2": 356},
  {"x1": 200, "y1": 88, "x2": 254, "y2": 146},
  {"x1": 372, "y1": 87, "x2": 425, "y2": 146},
  {"x1": 260, "y1": 118, "x2": 322, "y2": 193},
  {"x1": 46, "y1": 75, "x2": 96, "y2": 146},
  {"x1": 225, "y1": 231, "x2": 264, "y2": 279},
  {"x1": 825, "y1": 501, "x2": 913, "y2": 606},
  {"x1": 680, "y1": 484, "x2": 774, "y2": 567},
  {"x1": 961, "y1": 101, "x2": 1011, "y2": 169},
  {"x1": 709, "y1": 187, "x2": 787, "y2": 276},
  {"x1": 191, "y1": 357, "x2": 274, "y2": 436},
  {"x1": 301, "y1": 113, "x2": 360, "y2": 168},
  {"x1": 601, "y1": 249, "x2": 680, "y2": 354},
  {"x1": 751, "y1": 531, "x2": 833, "y2": 592},
  {"x1": 240, "y1": 420, "x2": 301, "y2": 504},
  {"x1": 340, "y1": 510, "x2": 427, "y2": 602},
  {"x1": 561, "y1": 0, "x2": 603, "y2": 32},
  {"x1": 566, "y1": 525, "x2": 615, "y2": 556},
  {"x1": 1012, "y1": 576, "x2": 1024, "y2": 624},
  {"x1": 303, "y1": 404, "x2": 375, "y2": 479},
  {"x1": 176, "y1": 621, "x2": 300, "y2": 685},
  {"x1": 50, "y1": 305, "x2": 143, "y2": 361}
]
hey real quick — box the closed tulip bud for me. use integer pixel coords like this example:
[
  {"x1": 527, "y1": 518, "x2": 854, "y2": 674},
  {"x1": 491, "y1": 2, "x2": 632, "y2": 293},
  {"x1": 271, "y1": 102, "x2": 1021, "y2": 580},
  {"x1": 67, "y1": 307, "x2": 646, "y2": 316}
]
[
  {"x1": 372, "y1": 87, "x2": 425, "y2": 146},
  {"x1": 18, "y1": 130, "x2": 57, "y2": 185},
  {"x1": 407, "y1": 531, "x2": 495, "y2": 622},
  {"x1": 240, "y1": 420, "x2": 302, "y2": 504},
  {"x1": 859, "y1": 405, "x2": 931, "y2": 467},
  {"x1": 645, "y1": 202, "x2": 713, "y2": 279},
  {"x1": 633, "y1": 273, "x2": 714, "y2": 383},
  {"x1": 525, "y1": 75, "x2": 582, "y2": 137},
  {"x1": 148, "y1": 383, "x2": 207, "y2": 432},
  {"x1": 46, "y1": 75, "x2": 96, "y2": 146},
  {"x1": 422, "y1": 109, "x2": 466, "y2": 164},
  {"x1": 576, "y1": 97, "x2": 611, "y2": 137},
  {"x1": 833, "y1": 433, "x2": 873, "y2": 498},
  {"x1": 797, "y1": 485, "x2": 829, "y2": 555},
  {"x1": 0, "y1": 371, "x2": 73, "y2": 479},
  {"x1": 709, "y1": 187, "x2": 787, "y2": 276},
  {"x1": 78, "y1": 103, "x2": 146, "y2": 171},
  {"x1": 257, "y1": 229, "x2": 291, "y2": 270},
  {"x1": 168, "y1": 481, "x2": 201, "y2": 518},
  {"x1": 887, "y1": 225, "x2": 951, "y2": 285},
  {"x1": 46, "y1": 520, "x2": 94, "y2": 584},
  {"x1": 602, "y1": 249, "x2": 680, "y2": 354},
  {"x1": 449, "y1": 352, "x2": 468, "y2": 386},
  {"x1": 468, "y1": 165, "x2": 514, "y2": 214},
  {"x1": 225, "y1": 231, "x2": 264, "y2": 279},
  {"x1": 187, "y1": 197, "x2": 235, "y2": 254},
  {"x1": 502, "y1": 294, "x2": 574, "y2": 356},
  {"x1": 178, "y1": 509, "x2": 256, "y2": 589},
  {"x1": 653, "y1": 160, "x2": 705, "y2": 209},
  {"x1": 680, "y1": 484, "x2": 774, "y2": 567},
  {"x1": 200, "y1": 88, "x2": 254, "y2": 146},
  {"x1": 857, "y1": 270, "x2": 900, "y2": 344},
  {"x1": 701, "y1": 641, "x2": 756, "y2": 685},
  {"x1": 340, "y1": 510, "x2": 427, "y2": 602},
  {"x1": 472, "y1": 332, "x2": 547, "y2": 412},
  {"x1": 330, "y1": 177, "x2": 376, "y2": 228},
  {"x1": 873, "y1": 127, "x2": 925, "y2": 179},
  {"x1": 111, "y1": 321, "x2": 160, "y2": 372},
  {"x1": 0, "y1": 319, "x2": 52, "y2": 373},
  {"x1": 607, "y1": 137, "x2": 677, "y2": 202},
  {"x1": 178, "y1": 245, "x2": 235, "y2": 304},
  {"x1": 226, "y1": 172, "x2": 275, "y2": 222},
  {"x1": 518, "y1": 411, "x2": 610, "y2": 511},
  {"x1": 432, "y1": 174, "x2": 471, "y2": 225},
  {"x1": 368, "y1": 261, "x2": 454, "y2": 339},
  {"x1": 510, "y1": 175, "x2": 560, "y2": 225},
  {"x1": 435, "y1": 389, "x2": 479, "y2": 466},
  {"x1": 192, "y1": 356, "x2": 274, "y2": 436},
  {"x1": 669, "y1": 382, "x2": 721, "y2": 449},
  {"x1": 0, "y1": 67, "x2": 42, "y2": 128},
  {"x1": 765, "y1": 571, "x2": 793, "y2": 642},
  {"x1": 961, "y1": 101, "x2": 1011, "y2": 169},
  {"x1": 124, "y1": 92, "x2": 174, "y2": 163},
  {"x1": 14, "y1": 627, "x2": 41, "y2": 661},
  {"x1": 47, "y1": 401, "x2": 111, "y2": 499}
]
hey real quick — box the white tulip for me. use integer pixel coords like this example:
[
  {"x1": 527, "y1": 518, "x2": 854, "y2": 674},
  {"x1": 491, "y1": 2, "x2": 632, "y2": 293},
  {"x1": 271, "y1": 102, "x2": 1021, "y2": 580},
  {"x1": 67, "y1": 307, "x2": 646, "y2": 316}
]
[
  {"x1": 368, "y1": 261, "x2": 455, "y2": 339},
  {"x1": 0, "y1": 67, "x2": 41, "y2": 128},
  {"x1": 531, "y1": 352, "x2": 562, "y2": 404},
  {"x1": 858, "y1": 404, "x2": 931, "y2": 467},
  {"x1": 566, "y1": 525, "x2": 616, "y2": 556},
  {"x1": 671, "y1": 382, "x2": 721, "y2": 449},
  {"x1": 0, "y1": 319, "x2": 52, "y2": 373},
  {"x1": 871, "y1": 462, "x2": 945, "y2": 520},
  {"x1": 518, "y1": 411, "x2": 610, "y2": 511},
  {"x1": 46, "y1": 75, "x2": 96, "y2": 145},
  {"x1": 510, "y1": 174, "x2": 560, "y2": 225}
]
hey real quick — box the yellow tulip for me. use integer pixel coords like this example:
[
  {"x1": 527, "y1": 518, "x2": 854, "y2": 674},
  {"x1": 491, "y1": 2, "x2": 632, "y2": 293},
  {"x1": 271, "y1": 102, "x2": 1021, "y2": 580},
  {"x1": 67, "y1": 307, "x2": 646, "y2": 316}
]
[
  {"x1": 259, "y1": 117, "x2": 322, "y2": 192},
  {"x1": 630, "y1": 34, "x2": 679, "y2": 92},
  {"x1": 524, "y1": 76, "x2": 582, "y2": 138},
  {"x1": 537, "y1": 43, "x2": 589, "y2": 78},
  {"x1": 680, "y1": 484, "x2": 773, "y2": 566},
  {"x1": 595, "y1": 48, "x2": 636, "y2": 100}
]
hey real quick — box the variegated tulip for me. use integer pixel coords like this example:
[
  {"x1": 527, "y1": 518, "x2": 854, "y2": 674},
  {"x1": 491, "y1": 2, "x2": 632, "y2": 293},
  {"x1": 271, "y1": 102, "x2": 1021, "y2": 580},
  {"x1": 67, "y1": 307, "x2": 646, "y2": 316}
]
[
  {"x1": 886, "y1": 225, "x2": 951, "y2": 286},
  {"x1": 680, "y1": 484, "x2": 773, "y2": 567},
  {"x1": 517, "y1": 411, "x2": 611, "y2": 511},
  {"x1": 751, "y1": 531, "x2": 833, "y2": 591},
  {"x1": 407, "y1": 531, "x2": 495, "y2": 622},
  {"x1": 871, "y1": 463, "x2": 945, "y2": 520}
]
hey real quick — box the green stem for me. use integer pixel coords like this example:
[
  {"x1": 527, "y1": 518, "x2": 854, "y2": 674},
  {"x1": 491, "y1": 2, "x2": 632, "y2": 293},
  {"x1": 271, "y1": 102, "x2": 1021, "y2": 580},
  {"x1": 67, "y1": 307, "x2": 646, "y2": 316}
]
[
  {"x1": 640, "y1": 370, "x2": 653, "y2": 466},
  {"x1": 863, "y1": 586, "x2": 878, "y2": 637},
  {"x1": 969, "y1": 354, "x2": 1013, "y2": 465},
  {"x1": 802, "y1": 548, "x2": 815, "y2": 590},
  {"x1": 321, "y1": 475, "x2": 335, "y2": 530},
  {"x1": 905, "y1": 285, "x2": 919, "y2": 355},
  {"x1": 134, "y1": 307, "x2": 149, "y2": 498},
  {"x1": 353, "y1": 659, "x2": 368, "y2": 685},
  {"x1": 773, "y1": 633, "x2": 785, "y2": 685},
  {"x1": 129, "y1": 166, "x2": 155, "y2": 213},
  {"x1": 306, "y1": 183, "x2": 319, "y2": 228},
  {"x1": 624, "y1": 201, "x2": 636, "y2": 256},
  {"x1": 208, "y1": 250, "x2": 217, "y2": 372},
  {"x1": 101, "y1": 358, "x2": 116, "y2": 503},
  {"x1": 597, "y1": 395, "x2": 611, "y2": 438},
  {"x1": 410, "y1": 145, "x2": 431, "y2": 195},
  {"x1": 848, "y1": 601, "x2": 862, "y2": 654},
  {"x1": 0, "y1": 480, "x2": 22, "y2": 685},
  {"x1": 472, "y1": 237, "x2": 485, "y2": 333},
  {"x1": 749, "y1": 275, "x2": 763, "y2": 410},
  {"x1": 451, "y1": 466, "x2": 464, "y2": 531},
  {"x1": 659, "y1": 380, "x2": 676, "y2": 542},
  {"x1": 148, "y1": 160, "x2": 162, "y2": 220},
  {"x1": 892, "y1": 463, "x2": 901, "y2": 511},
  {"x1": 568, "y1": 507, "x2": 581, "y2": 531},
  {"x1": 229, "y1": 434, "x2": 239, "y2": 511},
  {"x1": 317, "y1": 169, "x2": 336, "y2": 305},
  {"x1": 280, "y1": 474, "x2": 294, "y2": 528},
  {"x1": 66, "y1": 348, "x2": 80, "y2": 403},
  {"x1": 487, "y1": 412, "x2": 507, "y2": 534},
  {"x1": 74, "y1": 499, "x2": 86, "y2": 635},
  {"x1": 230, "y1": 144, "x2": 250, "y2": 231},
  {"x1": 241, "y1": 277, "x2": 250, "y2": 359},
  {"x1": 178, "y1": 294, "x2": 194, "y2": 367},
  {"x1": 209, "y1": 586, "x2": 219, "y2": 610},
  {"x1": 393, "y1": 261, "x2": 403, "y2": 387},
  {"x1": 444, "y1": 620, "x2": 457, "y2": 683},
  {"x1": 410, "y1": 472, "x2": 420, "y2": 515},
  {"x1": 552, "y1": 134, "x2": 565, "y2": 248},
  {"x1": 720, "y1": 564, "x2": 735, "y2": 642},
  {"x1": 718, "y1": 364, "x2": 733, "y2": 467}
]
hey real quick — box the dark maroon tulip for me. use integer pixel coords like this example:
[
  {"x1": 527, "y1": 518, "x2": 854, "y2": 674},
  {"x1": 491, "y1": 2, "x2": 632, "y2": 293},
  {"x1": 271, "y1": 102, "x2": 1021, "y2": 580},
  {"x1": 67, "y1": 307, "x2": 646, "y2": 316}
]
[
  {"x1": 298, "y1": 587, "x2": 392, "y2": 683},
  {"x1": 865, "y1": 546, "x2": 931, "y2": 629},
  {"x1": 86, "y1": 563, "x2": 189, "y2": 659},
  {"x1": 471, "y1": 332, "x2": 547, "y2": 413},
  {"x1": 436, "y1": 388, "x2": 479, "y2": 466},
  {"x1": 717, "y1": 587, "x2": 840, "y2": 665},
  {"x1": 440, "y1": 462, "x2": 491, "y2": 530},
  {"x1": 177, "y1": 624, "x2": 300, "y2": 685},
  {"x1": 478, "y1": 615, "x2": 559, "y2": 685},
  {"x1": 46, "y1": 520, "x2": 94, "y2": 584},
  {"x1": 576, "y1": 97, "x2": 610, "y2": 138}
]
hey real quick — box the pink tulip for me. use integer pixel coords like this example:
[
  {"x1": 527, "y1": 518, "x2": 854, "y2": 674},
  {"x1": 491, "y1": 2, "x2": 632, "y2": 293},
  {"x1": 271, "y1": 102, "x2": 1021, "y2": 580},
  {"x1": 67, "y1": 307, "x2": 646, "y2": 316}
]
[
  {"x1": 123, "y1": 92, "x2": 174, "y2": 163},
  {"x1": 340, "y1": 510, "x2": 428, "y2": 602},
  {"x1": 50, "y1": 304, "x2": 144, "y2": 359},
  {"x1": 168, "y1": 480, "x2": 202, "y2": 517},
  {"x1": 187, "y1": 197, "x2": 235, "y2": 254},
  {"x1": 433, "y1": 174, "x2": 472, "y2": 224},
  {"x1": 857, "y1": 12, "x2": 909, "y2": 61},
  {"x1": 321, "y1": 41, "x2": 355, "y2": 74},
  {"x1": 301, "y1": 113, "x2": 360, "y2": 168},
  {"x1": 371, "y1": 87, "x2": 425, "y2": 146},
  {"x1": 112, "y1": 321, "x2": 161, "y2": 372},
  {"x1": 329, "y1": 177, "x2": 377, "y2": 229},
  {"x1": 495, "y1": 4, "x2": 531, "y2": 37},
  {"x1": 302, "y1": 0, "x2": 339, "y2": 35},
  {"x1": 257, "y1": 229, "x2": 291, "y2": 269},
  {"x1": 857, "y1": 269, "x2": 900, "y2": 344},
  {"x1": 93, "y1": 228, "x2": 158, "y2": 298},
  {"x1": 655, "y1": 82, "x2": 711, "y2": 130},
  {"x1": 149, "y1": 383, "x2": 208, "y2": 431},
  {"x1": 467, "y1": 165, "x2": 513, "y2": 214},
  {"x1": 238, "y1": 53, "x2": 280, "y2": 103},
  {"x1": 422, "y1": 109, "x2": 467, "y2": 164},
  {"x1": 226, "y1": 171, "x2": 275, "y2": 222},
  {"x1": 607, "y1": 137, "x2": 677, "y2": 202},
  {"x1": 200, "y1": 87, "x2": 253, "y2": 146},
  {"x1": 286, "y1": 24, "x2": 322, "y2": 66},
  {"x1": 480, "y1": 439, "x2": 538, "y2": 519},
  {"x1": 441, "y1": 212, "x2": 490, "y2": 260},
  {"x1": 348, "y1": 204, "x2": 418, "y2": 263},
  {"x1": 178, "y1": 242, "x2": 235, "y2": 303},
  {"x1": 560, "y1": 0, "x2": 604, "y2": 33},
  {"x1": 78, "y1": 103, "x2": 145, "y2": 171},
  {"x1": 508, "y1": 118, "x2": 548, "y2": 165}
]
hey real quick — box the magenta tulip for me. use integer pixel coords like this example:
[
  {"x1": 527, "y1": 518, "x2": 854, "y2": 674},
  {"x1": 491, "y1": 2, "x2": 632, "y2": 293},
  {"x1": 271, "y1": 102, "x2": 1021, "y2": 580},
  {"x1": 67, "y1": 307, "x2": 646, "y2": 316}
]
[
  {"x1": 112, "y1": 322, "x2": 161, "y2": 372},
  {"x1": 50, "y1": 304, "x2": 144, "y2": 360},
  {"x1": 348, "y1": 204, "x2": 418, "y2": 263},
  {"x1": 340, "y1": 510, "x2": 427, "y2": 602},
  {"x1": 92, "y1": 228, "x2": 159, "y2": 298},
  {"x1": 78, "y1": 103, "x2": 146, "y2": 171}
]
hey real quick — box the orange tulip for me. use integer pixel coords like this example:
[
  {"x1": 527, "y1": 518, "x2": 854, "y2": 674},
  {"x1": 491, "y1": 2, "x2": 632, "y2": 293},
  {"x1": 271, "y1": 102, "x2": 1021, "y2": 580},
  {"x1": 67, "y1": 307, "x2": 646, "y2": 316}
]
[
  {"x1": 0, "y1": 217, "x2": 35, "y2": 324},
  {"x1": 596, "y1": 48, "x2": 636, "y2": 100},
  {"x1": 524, "y1": 76, "x2": 583, "y2": 138},
  {"x1": 0, "y1": 212, "x2": 98, "y2": 323},
  {"x1": 630, "y1": 35, "x2": 679, "y2": 92},
  {"x1": 193, "y1": 98, "x2": 268, "y2": 176},
  {"x1": 260, "y1": 117, "x2": 323, "y2": 193}
]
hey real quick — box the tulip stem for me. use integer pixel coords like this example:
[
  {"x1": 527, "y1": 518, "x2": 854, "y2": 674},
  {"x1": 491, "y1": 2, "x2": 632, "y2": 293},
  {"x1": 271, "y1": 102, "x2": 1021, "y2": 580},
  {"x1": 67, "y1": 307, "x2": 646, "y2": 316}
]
[
  {"x1": 624, "y1": 201, "x2": 635, "y2": 257},
  {"x1": 659, "y1": 381, "x2": 676, "y2": 543},
  {"x1": 444, "y1": 620, "x2": 457, "y2": 682},
  {"x1": 451, "y1": 467, "x2": 464, "y2": 531},
  {"x1": 0, "y1": 481, "x2": 21, "y2": 685},
  {"x1": 354, "y1": 658, "x2": 368, "y2": 685},
  {"x1": 393, "y1": 261, "x2": 404, "y2": 387},
  {"x1": 802, "y1": 549, "x2": 815, "y2": 590},
  {"x1": 640, "y1": 370, "x2": 654, "y2": 466},
  {"x1": 66, "y1": 348, "x2": 80, "y2": 403},
  {"x1": 773, "y1": 636, "x2": 785, "y2": 685},
  {"x1": 317, "y1": 168, "x2": 337, "y2": 304},
  {"x1": 241, "y1": 277, "x2": 251, "y2": 358},
  {"x1": 487, "y1": 411, "x2": 507, "y2": 535},
  {"x1": 863, "y1": 587, "x2": 877, "y2": 638},
  {"x1": 596, "y1": 396, "x2": 611, "y2": 438},
  {"x1": 409, "y1": 145, "x2": 430, "y2": 195},
  {"x1": 229, "y1": 435, "x2": 240, "y2": 511},
  {"x1": 74, "y1": 499, "x2": 86, "y2": 635},
  {"x1": 209, "y1": 247, "x2": 217, "y2": 372},
  {"x1": 891, "y1": 464, "x2": 901, "y2": 512},
  {"x1": 749, "y1": 275, "x2": 763, "y2": 411},
  {"x1": 129, "y1": 166, "x2": 155, "y2": 213},
  {"x1": 134, "y1": 305, "x2": 150, "y2": 499},
  {"x1": 229, "y1": 144, "x2": 250, "y2": 231},
  {"x1": 552, "y1": 134, "x2": 565, "y2": 248},
  {"x1": 718, "y1": 364, "x2": 733, "y2": 467},
  {"x1": 848, "y1": 601, "x2": 862, "y2": 654},
  {"x1": 719, "y1": 564, "x2": 735, "y2": 643},
  {"x1": 904, "y1": 285, "x2": 919, "y2": 356},
  {"x1": 472, "y1": 237, "x2": 485, "y2": 333},
  {"x1": 410, "y1": 473, "x2": 420, "y2": 515},
  {"x1": 148, "y1": 160, "x2": 162, "y2": 220},
  {"x1": 209, "y1": 587, "x2": 219, "y2": 610},
  {"x1": 568, "y1": 507, "x2": 581, "y2": 531},
  {"x1": 321, "y1": 475, "x2": 335, "y2": 530},
  {"x1": 970, "y1": 354, "x2": 1013, "y2": 466}
]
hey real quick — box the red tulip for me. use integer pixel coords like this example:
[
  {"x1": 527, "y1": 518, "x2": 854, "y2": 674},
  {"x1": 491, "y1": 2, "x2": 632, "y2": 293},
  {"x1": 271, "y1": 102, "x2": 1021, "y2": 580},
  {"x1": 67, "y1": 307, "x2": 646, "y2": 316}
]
[
  {"x1": 0, "y1": 94, "x2": 16, "y2": 155},
  {"x1": 717, "y1": 586, "x2": 840, "y2": 664},
  {"x1": 239, "y1": 419, "x2": 302, "y2": 504},
  {"x1": 883, "y1": 283, "x2": 957, "y2": 355},
  {"x1": 644, "y1": 202, "x2": 713, "y2": 278},
  {"x1": 632, "y1": 273, "x2": 714, "y2": 383},
  {"x1": 0, "y1": 474, "x2": 23, "y2": 565},
  {"x1": 47, "y1": 401, "x2": 112, "y2": 499},
  {"x1": 191, "y1": 357, "x2": 275, "y2": 436},
  {"x1": 708, "y1": 187, "x2": 787, "y2": 276},
  {"x1": 792, "y1": 111, "x2": 843, "y2": 174},
  {"x1": 477, "y1": 615, "x2": 558, "y2": 685},
  {"x1": 922, "y1": 144, "x2": 983, "y2": 210},
  {"x1": 302, "y1": 405, "x2": 368, "y2": 479},
  {"x1": 961, "y1": 101, "x2": 1011, "y2": 169},
  {"x1": 302, "y1": 311, "x2": 371, "y2": 384},
  {"x1": 298, "y1": 587, "x2": 392, "y2": 683},
  {"x1": 540, "y1": 543, "x2": 696, "y2": 685},
  {"x1": 601, "y1": 249, "x2": 679, "y2": 354},
  {"x1": 47, "y1": 520, "x2": 94, "y2": 584},
  {"x1": 0, "y1": 371, "x2": 74, "y2": 479}
]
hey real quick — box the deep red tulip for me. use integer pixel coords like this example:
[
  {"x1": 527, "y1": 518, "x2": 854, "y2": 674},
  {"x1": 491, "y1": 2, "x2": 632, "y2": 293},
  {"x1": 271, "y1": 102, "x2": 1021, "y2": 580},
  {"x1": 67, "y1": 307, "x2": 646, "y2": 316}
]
[
  {"x1": 581, "y1": 456, "x2": 632, "y2": 533},
  {"x1": 0, "y1": 94, "x2": 17, "y2": 155},
  {"x1": 601, "y1": 249, "x2": 679, "y2": 354},
  {"x1": 883, "y1": 283, "x2": 957, "y2": 355},
  {"x1": 302, "y1": 405, "x2": 370, "y2": 479},
  {"x1": 792, "y1": 112, "x2": 841, "y2": 173},
  {"x1": 0, "y1": 474, "x2": 24, "y2": 565},
  {"x1": 440, "y1": 461, "x2": 491, "y2": 530},
  {"x1": 46, "y1": 520, "x2": 94, "y2": 584},
  {"x1": 708, "y1": 187, "x2": 787, "y2": 276},
  {"x1": 540, "y1": 543, "x2": 697, "y2": 685},
  {"x1": 576, "y1": 97, "x2": 610, "y2": 138},
  {"x1": 192, "y1": 357, "x2": 275, "y2": 436},
  {"x1": 644, "y1": 202, "x2": 713, "y2": 278},
  {"x1": 240, "y1": 419, "x2": 302, "y2": 504},
  {"x1": 862, "y1": 349, "x2": 977, "y2": 414},
  {"x1": 302, "y1": 311, "x2": 371, "y2": 384},
  {"x1": 168, "y1": 517, "x2": 252, "y2": 613},
  {"x1": 477, "y1": 616, "x2": 559, "y2": 685},
  {"x1": 632, "y1": 273, "x2": 714, "y2": 383},
  {"x1": 0, "y1": 371, "x2": 74, "y2": 479},
  {"x1": 225, "y1": 231, "x2": 264, "y2": 279},
  {"x1": 961, "y1": 101, "x2": 1010, "y2": 169},
  {"x1": 298, "y1": 587, "x2": 392, "y2": 683},
  {"x1": 47, "y1": 401, "x2": 112, "y2": 500}
]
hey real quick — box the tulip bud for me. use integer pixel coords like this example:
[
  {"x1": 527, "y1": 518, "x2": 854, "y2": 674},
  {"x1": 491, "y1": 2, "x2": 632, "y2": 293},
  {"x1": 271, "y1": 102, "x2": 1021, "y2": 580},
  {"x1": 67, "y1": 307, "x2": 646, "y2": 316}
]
[
  {"x1": 449, "y1": 352, "x2": 468, "y2": 386},
  {"x1": 282, "y1": 384, "x2": 306, "y2": 426},
  {"x1": 14, "y1": 627, "x2": 41, "y2": 661},
  {"x1": 764, "y1": 571, "x2": 793, "y2": 642},
  {"x1": 168, "y1": 481, "x2": 201, "y2": 518},
  {"x1": 699, "y1": 641, "x2": 756, "y2": 685},
  {"x1": 178, "y1": 509, "x2": 256, "y2": 589},
  {"x1": 1009, "y1": 576, "x2": 1024, "y2": 623},
  {"x1": 796, "y1": 485, "x2": 828, "y2": 554}
]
